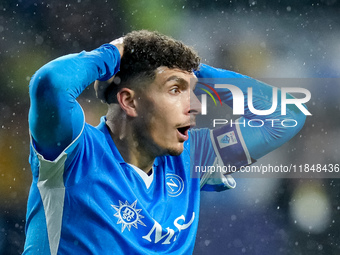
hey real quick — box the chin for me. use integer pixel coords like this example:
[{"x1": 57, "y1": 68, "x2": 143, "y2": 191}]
[{"x1": 167, "y1": 146, "x2": 184, "y2": 156}]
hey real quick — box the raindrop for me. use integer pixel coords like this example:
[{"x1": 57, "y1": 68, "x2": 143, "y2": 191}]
[
  {"x1": 249, "y1": 0, "x2": 257, "y2": 6},
  {"x1": 35, "y1": 35, "x2": 44, "y2": 45}
]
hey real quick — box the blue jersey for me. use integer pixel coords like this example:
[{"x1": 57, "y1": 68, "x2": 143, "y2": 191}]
[
  {"x1": 24, "y1": 44, "x2": 305, "y2": 254},
  {"x1": 25, "y1": 119, "x2": 250, "y2": 254}
]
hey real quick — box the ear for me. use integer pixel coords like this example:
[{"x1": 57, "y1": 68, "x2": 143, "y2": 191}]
[{"x1": 116, "y1": 88, "x2": 138, "y2": 117}]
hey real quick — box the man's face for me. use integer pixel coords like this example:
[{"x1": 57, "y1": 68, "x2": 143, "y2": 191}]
[{"x1": 134, "y1": 67, "x2": 201, "y2": 156}]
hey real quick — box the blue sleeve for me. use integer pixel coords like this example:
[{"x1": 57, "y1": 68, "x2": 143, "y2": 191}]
[
  {"x1": 195, "y1": 64, "x2": 307, "y2": 160},
  {"x1": 189, "y1": 127, "x2": 239, "y2": 191},
  {"x1": 28, "y1": 44, "x2": 121, "y2": 161}
]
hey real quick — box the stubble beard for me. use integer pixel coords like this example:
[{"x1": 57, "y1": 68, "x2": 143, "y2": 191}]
[
  {"x1": 166, "y1": 145, "x2": 184, "y2": 157},
  {"x1": 134, "y1": 126, "x2": 184, "y2": 158}
]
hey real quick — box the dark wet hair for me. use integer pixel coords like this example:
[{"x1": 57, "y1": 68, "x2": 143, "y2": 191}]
[{"x1": 105, "y1": 30, "x2": 200, "y2": 103}]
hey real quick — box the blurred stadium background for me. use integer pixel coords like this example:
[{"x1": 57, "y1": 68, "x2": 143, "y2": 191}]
[{"x1": 0, "y1": 0, "x2": 339, "y2": 254}]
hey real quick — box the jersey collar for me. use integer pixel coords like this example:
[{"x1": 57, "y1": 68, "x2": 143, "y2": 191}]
[{"x1": 96, "y1": 116, "x2": 125, "y2": 164}]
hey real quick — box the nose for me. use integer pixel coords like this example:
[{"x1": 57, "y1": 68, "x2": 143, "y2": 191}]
[{"x1": 189, "y1": 91, "x2": 202, "y2": 115}]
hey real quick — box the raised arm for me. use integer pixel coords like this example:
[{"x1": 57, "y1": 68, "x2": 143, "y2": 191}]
[
  {"x1": 195, "y1": 64, "x2": 307, "y2": 160},
  {"x1": 29, "y1": 42, "x2": 122, "y2": 161}
]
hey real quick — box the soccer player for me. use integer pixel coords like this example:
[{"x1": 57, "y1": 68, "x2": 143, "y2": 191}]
[{"x1": 24, "y1": 30, "x2": 306, "y2": 254}]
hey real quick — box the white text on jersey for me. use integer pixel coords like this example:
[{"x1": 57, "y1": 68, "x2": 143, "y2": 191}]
[{"x1": 142, "y1": 212, "x2": 195, "y2": 245}]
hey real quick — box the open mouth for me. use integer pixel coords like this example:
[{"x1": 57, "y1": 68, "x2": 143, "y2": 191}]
[
  {"x1": 177, "y1": 126, "x2": 190, "y2": 136},
  {"x1": 177, "y1": 126, "x2": 191, "y2": 141}
]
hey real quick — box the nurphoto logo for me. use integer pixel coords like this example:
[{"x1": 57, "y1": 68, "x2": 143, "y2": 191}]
[{"x1": 196, "y1": 81, "x2": 312, "y2": 128}]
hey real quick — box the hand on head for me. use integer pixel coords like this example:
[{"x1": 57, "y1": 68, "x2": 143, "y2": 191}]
[
  {"x1": 109, "y1": 37, "x2": 124, "y2": 58},
  {"x1": 94, "y1": 37, "x2": 124, "y2": 103}
]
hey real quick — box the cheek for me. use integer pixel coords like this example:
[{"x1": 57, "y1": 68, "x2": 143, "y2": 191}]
[
  {"x1": 148, "y1": 114, "x2": 169, "y2": 133},
  {"x1": 138, "y1": 93, "x2": 184, "y2": 132},
  {"x1": 148, "y1": 112, "x2": 174, "y2": 139}
]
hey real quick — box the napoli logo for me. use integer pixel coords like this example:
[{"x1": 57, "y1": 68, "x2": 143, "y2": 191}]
[
  {"x1": 111, "y1": 200, "x2": 146, "y2": 232},
  {"x1": 217, "y1": 131, "x2": 238, "y2": 149},
  {"x1": 166, "y1": 174, "x2": 184, "y2": 197},
  {"x1": 220, "y1": 135, "x2": 230, "y2": 144}
]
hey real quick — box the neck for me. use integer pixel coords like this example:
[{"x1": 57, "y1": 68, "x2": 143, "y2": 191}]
[{"x1": 106, "y1": 108, "x2": 157, "y2": 174}]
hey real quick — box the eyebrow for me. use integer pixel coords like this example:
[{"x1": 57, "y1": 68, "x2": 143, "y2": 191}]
[
  {"x1": 165, "y1": 75, "x2": 198, "y2": 89},
  {"x1": 166, "y1": 75, "x2": 187, "y2": 83}
]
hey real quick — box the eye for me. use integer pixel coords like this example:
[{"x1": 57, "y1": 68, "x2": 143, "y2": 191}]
[{"x1": 169, "y1": 86, "x2": 180, "y2": 94}]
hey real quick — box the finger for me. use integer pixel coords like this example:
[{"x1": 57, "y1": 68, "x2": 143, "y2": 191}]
[{"x1": 94, "y1": 76, "x2": 115, "y2": 103}]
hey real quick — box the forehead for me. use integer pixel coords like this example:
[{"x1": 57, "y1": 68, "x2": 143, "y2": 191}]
[{"x1": 153, "y1": 66, "x2": 197, "y2": 87}]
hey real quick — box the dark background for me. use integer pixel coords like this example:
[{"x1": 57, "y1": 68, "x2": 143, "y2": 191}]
[{"x1": 0, "y1": 0, "x2": 339, "y2": 254}]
